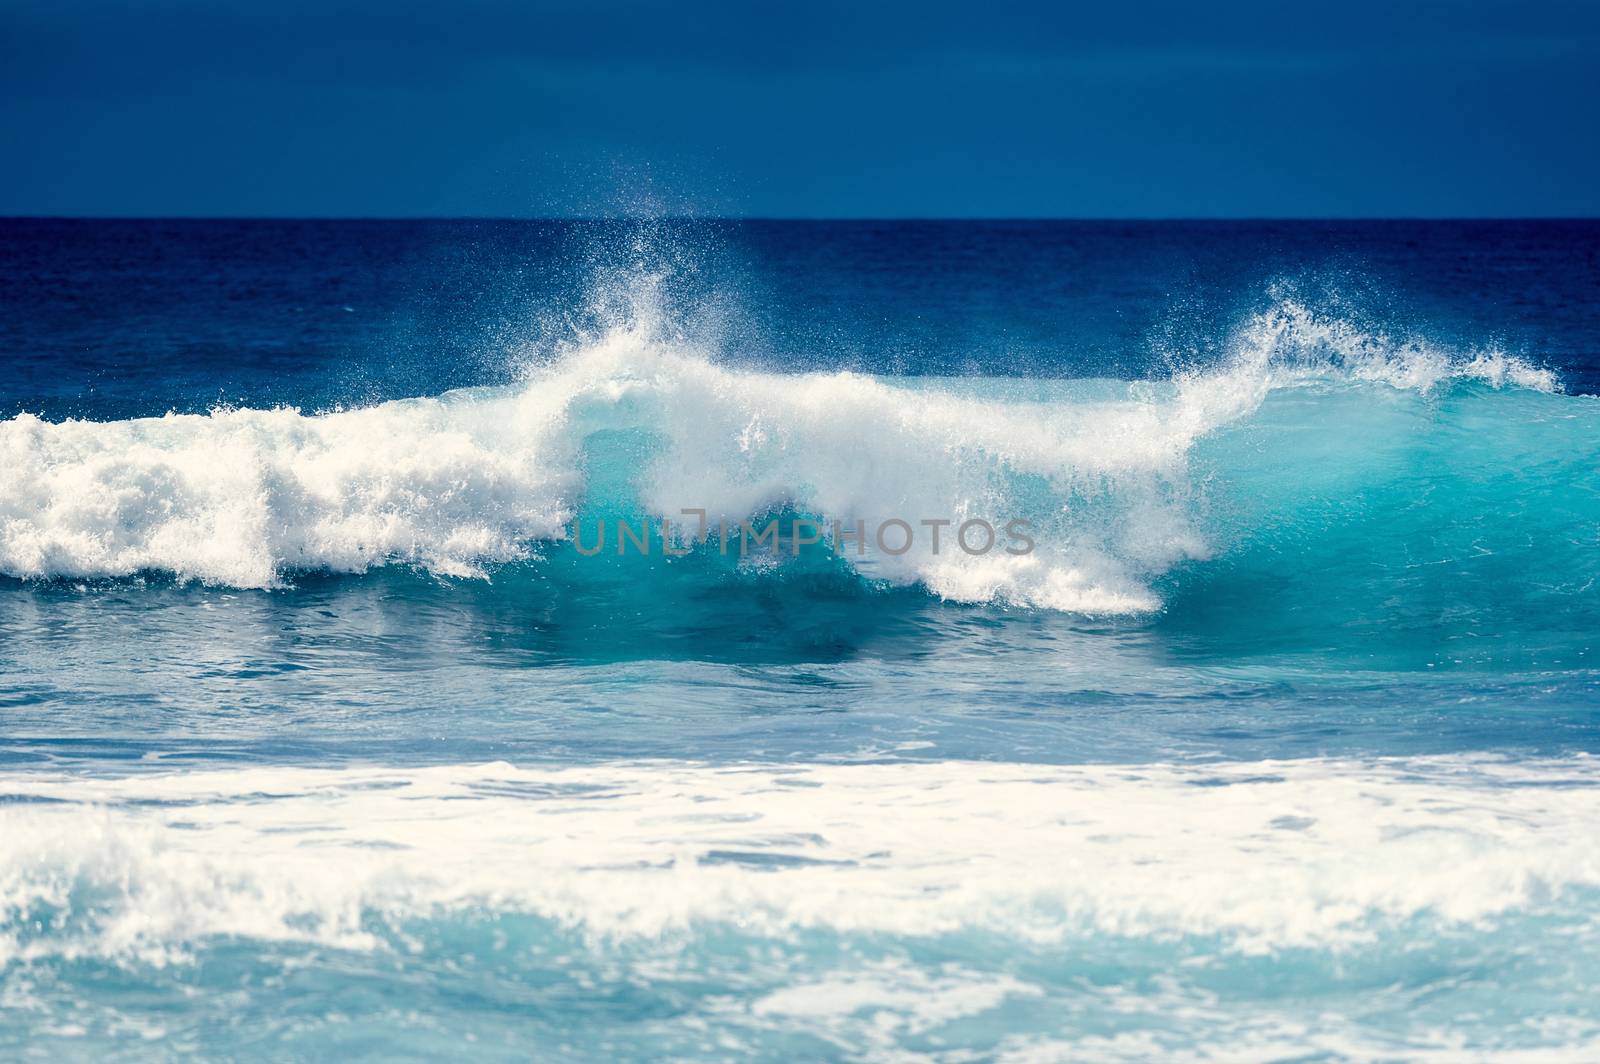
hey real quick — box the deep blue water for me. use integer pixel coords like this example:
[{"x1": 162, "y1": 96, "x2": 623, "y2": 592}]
[{"x1": 1, "y1": 219, "x2": 1598, "y2": 1061}]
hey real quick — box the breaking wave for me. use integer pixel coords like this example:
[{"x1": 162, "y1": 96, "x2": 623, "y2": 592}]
[{"x1": 0, "y1": 299, "x2": 1582, "y2": 615}]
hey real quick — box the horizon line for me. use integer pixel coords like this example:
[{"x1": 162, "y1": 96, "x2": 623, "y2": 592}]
[{"x1": 4, "y1": 214, "x2": 1600, "y2": 224}]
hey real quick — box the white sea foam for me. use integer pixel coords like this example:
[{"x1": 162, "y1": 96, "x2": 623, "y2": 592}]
[
  {"x1": 0, "y1": 300, "x2": 1561, "y2": 607},
  {"x1": 0, "y1": 392, "x2": 577, "y2": 587},
  {"x1": 1, "y1": 756, "x2": 1596, "y2": 968}
]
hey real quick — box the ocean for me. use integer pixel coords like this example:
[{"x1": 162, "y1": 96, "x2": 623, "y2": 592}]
[{"x1": 1, "y1": 218, "x2": 1598, "y2": 1061}]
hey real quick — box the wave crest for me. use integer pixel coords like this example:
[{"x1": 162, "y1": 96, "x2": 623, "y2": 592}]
[{"x1": 0, "y1": 301, "x2": 1573, "y2": 610}]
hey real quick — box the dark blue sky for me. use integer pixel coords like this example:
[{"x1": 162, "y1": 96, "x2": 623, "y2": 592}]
[{"x1": 3, "y1": 0, "x2": 1597, "y2": 217}]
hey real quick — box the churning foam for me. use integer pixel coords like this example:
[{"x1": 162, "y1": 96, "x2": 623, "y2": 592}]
[
  {"x1": 0, "y1": 301, "x2": 1560, "y2": 608},
  {"x1": 1, "y1": 756, "x2": 1596, "y2": 967},
  {"x1": 0, "y1": 391, "x2": 578, "y2": 587}
]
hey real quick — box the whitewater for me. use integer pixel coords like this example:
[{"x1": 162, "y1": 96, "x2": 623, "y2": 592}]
[
  {"x1": 0, "y1": 300, "x2": 1580, "y2": 615},
  {"x1": 5, "y1": 756, "x2": 1600, "y2": 1059}
]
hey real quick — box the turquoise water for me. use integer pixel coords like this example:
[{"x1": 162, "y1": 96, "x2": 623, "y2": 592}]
[{"x1": 1, "y1": 220, "x2": 1598, "y2": 1060}]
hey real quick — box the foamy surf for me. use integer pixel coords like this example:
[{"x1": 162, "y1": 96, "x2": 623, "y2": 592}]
[
  {"x1": 0, "y1": 302, "x2": 1573, "y2": 616},
  {"x1": 3, "y1": 756, "x2": 1597, "y2": 959},
  {"x1": 4, "y1": 757, "x2": 1599, "y2": 1060}
]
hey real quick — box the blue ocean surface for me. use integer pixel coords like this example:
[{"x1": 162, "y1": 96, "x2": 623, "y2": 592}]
[{"x1": 1, "y1": 219, "x2": 1598, "y2": 1061}]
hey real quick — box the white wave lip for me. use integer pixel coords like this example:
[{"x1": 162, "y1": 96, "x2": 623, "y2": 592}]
[
  {"x1": 1239, "y1": 298, "x2": 1561, "y2": 393},
  {"x1": 1, "y1": 756, "x2": 1596, "y2": 967},
  {"x1": 551, "y1": 330, "x2": 1221, "y2": 612},
  {"x1": 0, "y1": 299, "x2": 1561, "y2": 608},
  {"x1": 0, "y1": 325, "x2": 1220, "y2": 609}
]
